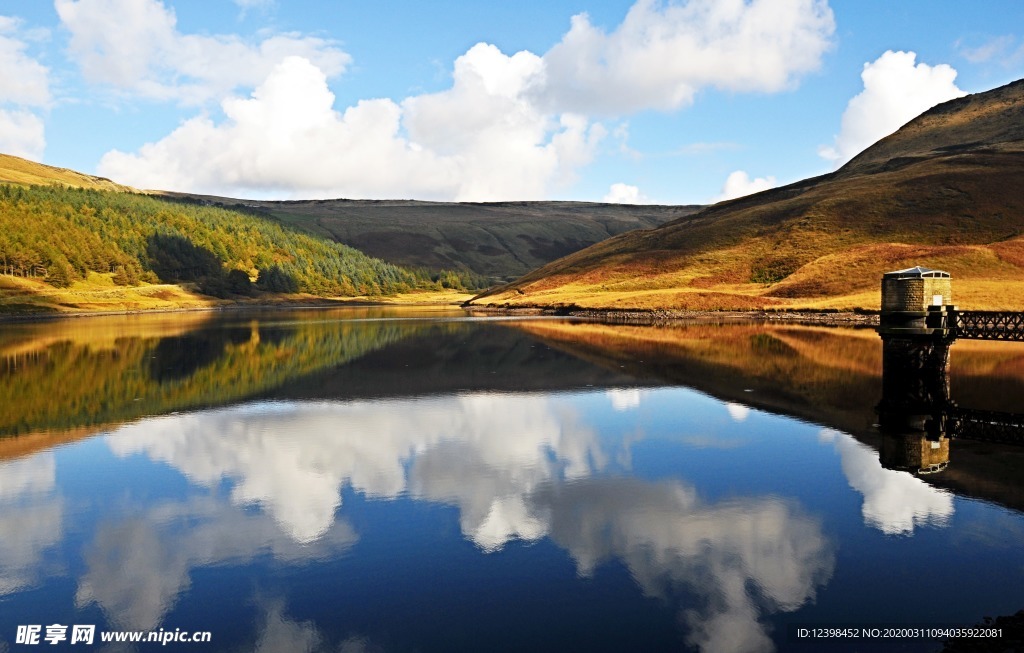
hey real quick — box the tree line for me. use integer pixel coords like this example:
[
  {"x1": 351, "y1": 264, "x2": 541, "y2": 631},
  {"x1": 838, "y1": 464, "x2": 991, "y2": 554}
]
[{"x1": 0, "y1": 184, "x2": 483, "y2": 295}]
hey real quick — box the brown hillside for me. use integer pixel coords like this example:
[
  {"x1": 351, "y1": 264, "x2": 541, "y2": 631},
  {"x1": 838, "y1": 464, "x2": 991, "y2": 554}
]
[
  {"x1": 157, "y1": 194, "x2": 698, "y2": 283},
  {"x1": 472, "y1": 79, "x2": 1024, "y2": 311}
]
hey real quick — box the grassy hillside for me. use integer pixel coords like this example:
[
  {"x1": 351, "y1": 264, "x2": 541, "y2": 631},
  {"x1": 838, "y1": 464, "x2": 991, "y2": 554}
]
[
  {"x1": 0, "y1": 153, "x2": 137, "y2": 192},
  {"x1": 472, "y1": 79, "x2": 1024, "y2": 311},
  {"x1": 160, "y1": 194, "x2": 697, "y2": 283},
  {"x1": 0, "y1": 183, "x2": 465, "y2": 315}
]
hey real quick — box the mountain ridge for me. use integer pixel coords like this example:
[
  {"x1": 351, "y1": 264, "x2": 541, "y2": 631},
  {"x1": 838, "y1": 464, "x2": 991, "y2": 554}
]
[{"x1": 471, "y1": 78, "x2": 1024, "y2": 311}]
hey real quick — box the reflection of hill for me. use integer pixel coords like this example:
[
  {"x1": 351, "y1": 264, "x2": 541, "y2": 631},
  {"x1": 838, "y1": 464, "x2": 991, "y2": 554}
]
[
  {"x1": 267, "y1": 321, "x2": 652, "y2": 402},
  {"x1": 513, "y1": 321, "x2": 1024, "y2": 512},
  {"x1": 0, "y1": 313, "x2": 441, "y2": 440}
]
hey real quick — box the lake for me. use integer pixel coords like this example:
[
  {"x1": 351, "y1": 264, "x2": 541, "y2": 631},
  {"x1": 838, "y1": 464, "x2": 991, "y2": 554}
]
[{"x1": 1, "y1": 308, "x2": 1023, "y2": 652}]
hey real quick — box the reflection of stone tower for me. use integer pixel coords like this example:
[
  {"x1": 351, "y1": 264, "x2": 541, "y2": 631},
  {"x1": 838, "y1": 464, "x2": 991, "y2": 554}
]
[
  {"x1": 880, "y1": 432, "x2": 950, "y2": 474},
  {"x1": 876, "y1": 267, "x2": 954, "y2": 474}
]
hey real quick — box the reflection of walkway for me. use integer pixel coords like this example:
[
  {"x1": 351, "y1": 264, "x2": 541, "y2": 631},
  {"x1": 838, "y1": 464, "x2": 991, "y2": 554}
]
[{"x1": 878, "y1": 335, "x2": 1024, "y2": 446}]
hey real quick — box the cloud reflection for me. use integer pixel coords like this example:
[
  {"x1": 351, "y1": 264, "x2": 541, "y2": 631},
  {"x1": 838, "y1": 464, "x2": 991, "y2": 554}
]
[
  {"x1": 0, "y1": 454, "x2": 63, "y2": 595},
  {"x1": 108, "y1": 396, "x2": 605, "y2": 545},
  {"x1": 75, "y1": 496, "x2": 358, "y2": 631},
  {"x1": 819, "y1": 429, "x2": 953, "y2": 534},
  {"x1": 97, "y1": 393, "x2": 833, "y2": 651},
  {"x1": 535, "y1": 479, "x2": 833, "y2": 653}
]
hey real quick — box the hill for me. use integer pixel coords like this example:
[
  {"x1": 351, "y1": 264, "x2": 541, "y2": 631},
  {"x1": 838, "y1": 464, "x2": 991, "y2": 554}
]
[
  {"x1": 471, "y1": 79, "x2": 1024, "y2": 311},
  {"x1": 158, "y1": 194, "x2": 697, "y2": 284},
  {"x1": 0, "y1": 153, "x2": 137, "y2": 192},
  {"x1": 0, "y1": 183, "x2": 453, "y2": 315}
]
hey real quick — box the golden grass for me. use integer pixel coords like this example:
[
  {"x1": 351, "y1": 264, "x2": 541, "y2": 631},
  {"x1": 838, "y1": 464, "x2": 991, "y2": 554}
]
[
  {"x1": 475, "y1": 239, "x2": 1024, "y2": 311},
  {"x1": 0, "y1": 273, "x2": 214, "y2": 315},
  {"x1": 0, "y1": 273, "x2": 473, "y2": 318},
  {"x1": 0, "y1": 153, "x2": 137, "y2": 192}
]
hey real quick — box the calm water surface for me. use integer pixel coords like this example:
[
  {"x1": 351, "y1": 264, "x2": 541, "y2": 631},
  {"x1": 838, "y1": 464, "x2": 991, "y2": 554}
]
[{"x1": 1, "y1": 308, "x2": 1023, "y2": 652}]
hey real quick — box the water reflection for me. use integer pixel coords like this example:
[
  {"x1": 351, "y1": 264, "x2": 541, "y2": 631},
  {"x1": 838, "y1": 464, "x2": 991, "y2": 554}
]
[
  {"x1": 535, "y1": 479, "x2": 833, "y2": 653},
  {"x1": 75, "y1": 496, "x2": 358, "y2": 631},
  {"x1": 0, "y1": 455, "x2": 63, "y2": 596},
  {"x1": 4, "y1": 313, "x2": 1024, "y2": 651},
  {"x1": 90, "y1": 391, "x2": 835, "y2": 650},
  {"x1": 819, "y1": 430, "x2": 953, "y2": 535},
  {"x1": 106, "y1": 396, "x2": 603, "y2": 546},
  {"x1": 514, "y1": 320, "x2": 1024, "y2": 513}
]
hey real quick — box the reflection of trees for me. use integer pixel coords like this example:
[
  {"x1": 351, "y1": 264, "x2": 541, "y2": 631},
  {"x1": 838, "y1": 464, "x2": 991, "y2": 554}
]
[{"x1": 0, "y1": 318, "x2": 449, "y2": 436}]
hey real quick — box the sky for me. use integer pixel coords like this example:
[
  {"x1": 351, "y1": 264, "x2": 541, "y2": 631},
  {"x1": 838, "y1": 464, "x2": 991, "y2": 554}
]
[{"x1": 1, "y1": 0, "x2": 1022, "y2": 204}]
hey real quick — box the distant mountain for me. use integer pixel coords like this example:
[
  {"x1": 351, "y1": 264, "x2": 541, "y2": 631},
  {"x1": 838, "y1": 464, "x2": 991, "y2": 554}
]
[
  {"x1": 159, "y1": 194, "x2": 698, "y2": 283},
  {"x1": 472, "y1": 79, "x2": 1024, "y2": 311}
]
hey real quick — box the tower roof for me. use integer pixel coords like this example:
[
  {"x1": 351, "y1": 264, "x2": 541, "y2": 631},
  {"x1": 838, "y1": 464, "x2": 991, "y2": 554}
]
[{"x1": 883, "y1": 266, "x2": 950, "y2": 279}]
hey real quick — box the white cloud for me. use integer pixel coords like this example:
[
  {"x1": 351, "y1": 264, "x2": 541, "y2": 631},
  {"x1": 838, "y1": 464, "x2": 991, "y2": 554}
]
[
  {"x1": 0, "y1": 109, "x2": 46, "y2": 160},
  {"x1": 98, "y1": 53, "x2": 606, "y2": 200},
  {"x1": 602, "y1": 183, "x2": 650, "y2": 204},
  {"x1": 55, "y1": 0, "x2": 349, "y2": 104},
  {"x1": 956, "y1": 35, "x2": 1016, "y2": 64},
  {"x1": 92, "y1": 0, "x2": 834, "y2": 200},
  {"x1": 0, "y1": 16, "x2": 51, "y2": 106},
  {"x1": 0, "y1": 16, "x2": 50, "y2": 160},
  {"x1": 819, "y1": 50, "x2": 966, "y2": 166},
  {"x1": 540, "y1": 0, "x2": 835, "y2": 114},
  {"x1": 714, "y1": 170, "x2": 776, "y2": 202}
]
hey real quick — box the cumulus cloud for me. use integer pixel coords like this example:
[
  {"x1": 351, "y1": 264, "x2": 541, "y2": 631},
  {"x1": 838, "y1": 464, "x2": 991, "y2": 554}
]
[
  {"x1": 602, "y1": 183, "x2": 650, "y2": 204},
  {"x1": 93, "y1": 0, "x2": 835, "y2": 200},
  {"x1": 819, "y1": 50, "x2": 966, "y2": 166},
  {"x1": 714, "y1": 170, "x2": 776, "y2": 202},
  {"x1": 0, "y1": 15, "x2": 50, "y2": 160},
  {"x1": 0, "y1": 109, "x2": 46, "y2": 160},
  {"x1": 55, "y1": 0, "x2": 349, "y2": 104},
  {"x1": 0, "y1": 16, "x2": 50, "y2": 106},
  {"x1": 539, "y1": 0, "x2": 835, "y2": 114},
  {"x1": 99, "y1": 53, "x2": 606, "y2": 199}
]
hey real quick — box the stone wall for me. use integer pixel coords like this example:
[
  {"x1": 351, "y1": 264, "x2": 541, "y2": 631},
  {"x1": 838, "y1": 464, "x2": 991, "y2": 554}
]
[{"x1": 881, "y1": 277, "x2": 952, "y2": 312}]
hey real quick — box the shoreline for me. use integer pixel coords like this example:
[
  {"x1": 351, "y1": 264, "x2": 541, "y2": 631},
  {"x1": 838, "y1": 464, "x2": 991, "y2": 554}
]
[
  {"x1": 1, "y1": 293, "x2": 880, "y2": 327},
  {"x1": 464, "y1": 305, "x2": 881, "y2": 326},
  {"x1": 0, "y1": 296, "x2": 471, "y2": 324}
]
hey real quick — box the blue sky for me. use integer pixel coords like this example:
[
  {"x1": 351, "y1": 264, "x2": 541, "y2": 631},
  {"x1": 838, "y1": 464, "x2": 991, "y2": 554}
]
[{"x1": 1, "y1": 0, "x2": 1022, "y2": 204}]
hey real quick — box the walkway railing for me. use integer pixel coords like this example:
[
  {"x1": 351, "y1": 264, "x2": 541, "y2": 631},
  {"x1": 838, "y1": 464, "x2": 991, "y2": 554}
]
[{"x1": 954, "y1": 311, "x2": 1024, "y2": 342}]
